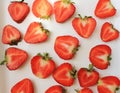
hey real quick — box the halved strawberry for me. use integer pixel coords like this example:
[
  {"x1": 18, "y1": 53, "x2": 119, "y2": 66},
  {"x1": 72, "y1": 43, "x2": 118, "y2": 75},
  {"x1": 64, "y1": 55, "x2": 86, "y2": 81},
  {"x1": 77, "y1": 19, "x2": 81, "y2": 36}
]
[
  {"x1": 2, "y1": 25, "x2": 21, "y2": 45},
  {"x1": 72, "y1": 14, "x2": 96, "y2": 38},
  {"x1": 100, "y1": 22, "x2": 119, "y2": 42},
  {"x1": 75, "y1": 88, "x2": 93, "y2": 93},
  {"x1": 94, "y1": 0, "x2": 116, "y2": 18},
  {"x1": 31, "y1": 53, "x2": 56, "y2": 79},
  {"x1": 54, "y1": 0, "x2": 76, "y2": 23},
  {"x1": 8, "y1": 0, "x2": 30, "y2": 23},
  {"x1": 0, "y1": 47, "x2": 28, "y2": 70},
  {"x1": 89, "y1": 44, "x2": 112, "y2": 70},
  {"x1": 32, "y1": 0, "x2": 53, "y2": 19},
  {"x1": 11, "y1": 78, "x2": 34, "y2": 93},
  {"x1": 52, "y1": 62, "x2": 77, "y2": 86},
  {"x1": 97, "y1": 76, "x2": 120, "y2": 93},
  {"x1": 77, "y1": 64, "x2": 99, "y2": 87},
  {"x1": 45, "y1": 85, "x2": 66, "y2": 93},
  {"x1": 54, "y1": 35, "x2": 79, "y2": 60},
  {"x1": 24, "y1": 22, "x2": 50, "y2": 44}
]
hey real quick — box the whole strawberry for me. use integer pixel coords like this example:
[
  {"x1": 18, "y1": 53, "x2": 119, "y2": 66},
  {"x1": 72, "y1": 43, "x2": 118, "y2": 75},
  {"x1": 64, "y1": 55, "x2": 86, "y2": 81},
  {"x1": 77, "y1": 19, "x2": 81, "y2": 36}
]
[
  {"x1": 45, "y1": 85, "x2": 66, "y2": 93},
  {"x1": 0, "y1": 47, "x2": 28, "y2": 70},
  {"x1": 94, "y1": 0, "x2": 116, "y2": 18},
  {"x1": 97, "y1": 76, "x2": 120, "y2": 93},
  {"x1": 32, "y1": 0, "x2": 53, "y2": 19},
  {"x1": 54, "y1": 35, "x2": 79, "y2": 60},
  {"x1": 31, "y1": 53, "x2": 56, "y2": 79},
  {"x1": 24, "y1": 22, "x2": 50, "y2": 44},
  {"x1": 100, "y1": 22, "x2": 119, "y2": 42},
  {"x1": 75, "y1": 88, "x2": 93, "y2": 93},
  {"x1": 2, "y1": 25, "x2": 21, "y2": 45},
  {"x1": 72, "y1": 14, "x2": 96, "y2": 38},
  {"x1": 89, "y1": 44, "x2": 112, "y2": 70},
  {"x1": 54, "y1": 0, "x2": 76, "y2": 23},
  {"x1": 8, "y1": 0, "x2": 30, "y2": 23},
  {"x1": 53, "y1": 62, "x2": 77, "y2": 86},
  {"x1": 78, "y1": 64, "x2": 99, "y2": 87},
  {"x1": 11, "y1": 78, "x2": 34, "y2": 93}
]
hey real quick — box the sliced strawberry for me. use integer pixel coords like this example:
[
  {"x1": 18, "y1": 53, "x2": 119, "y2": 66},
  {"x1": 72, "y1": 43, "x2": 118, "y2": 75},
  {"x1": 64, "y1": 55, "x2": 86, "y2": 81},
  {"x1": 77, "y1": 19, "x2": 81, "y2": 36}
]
[
  {"x1": 0, "y1": 47, "x2": 28, "y2": 70},
  {"x1": 54, "y1": 35, "x2": 79, "y2": 60},
  {"x1": 32, "y1": 0, "x2": 53, "y2": 19},
  {"x1": 54, "y1": 0, "x2": 76, "y2": 23},
  {"x1": 2, "y1": 25, "x2": 21, "y2": 45},
  {"x1": 24, "y1": 22, "x2": 50, "y2": 44},
  {"x1": 45, "y1": 85, "x2": 66, "y2": 93},
  {"x1": 52, "y1": 63, "x2": 77, "y2": 86},
  {"x1": 75, "y1": 88, "x2": 93, "y2": 93},
  {"x1": 89, "y1": 44, "x2": 112, "y2": 70},
  {"x1": 31, "y1": 53, "x2": 56, "y2": 78},
  {"x1": 11, "y1": 78, "x2": 34, "y2": 93},
  {"x1": 78, "y1": 64, "x2": 99, "y2": 87},
  {"x1": 94, "y1": 0, "x2": 116, "y2": 18},
  {"x1": 8, "y1": 0, "x2": 30, "y2": 23},
  {"x1": 97, "y1": 76, "x2": 120, "y2": 93},
  {"x1": 72, "y1": 14, "x2": 96, "y2": 38},
  {"x1": 100, "y1": 22, "x2": 119, "y2": 42}
]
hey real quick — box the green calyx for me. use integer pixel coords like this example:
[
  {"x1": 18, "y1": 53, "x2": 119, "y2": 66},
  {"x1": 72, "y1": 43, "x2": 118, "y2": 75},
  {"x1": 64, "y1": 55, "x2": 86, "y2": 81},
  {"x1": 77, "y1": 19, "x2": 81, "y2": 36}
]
[
  {"x1": 0, "y1": 56, "x2": 7, "y2": 65},
  {"x1": 78, "y1": 14, "x2": 92, "y2": 20},
  {"x1": 70, "y1": 67, "x2": 77, "y2": 78},
  {"x1": 37, "y1": 53, "x2": 52, "y2": 61},
  {"x1": 62, "y1": 0, "x2": 73, "y2": 4},
  {"x1": 72, "y1": 45, "x2": 80, "y2": 54}
]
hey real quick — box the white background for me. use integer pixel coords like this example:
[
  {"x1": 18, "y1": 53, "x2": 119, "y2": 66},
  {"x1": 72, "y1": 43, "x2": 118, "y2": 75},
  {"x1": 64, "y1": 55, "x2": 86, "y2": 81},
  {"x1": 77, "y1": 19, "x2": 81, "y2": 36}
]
[{"x1": 0, "y1": 0, "x2": 120, "y2": 93}]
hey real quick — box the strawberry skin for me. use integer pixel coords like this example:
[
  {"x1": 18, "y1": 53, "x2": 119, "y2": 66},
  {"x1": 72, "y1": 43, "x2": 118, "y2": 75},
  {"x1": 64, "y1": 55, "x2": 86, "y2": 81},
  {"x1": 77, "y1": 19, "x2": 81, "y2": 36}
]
[
  {"x1": 54, "y1": 35, "x2": 79, "y2": 60},
  {"x1": 54, "y1": 0, "x2": 76, "y2": 23},
  {"x1": 8, "y1": 0, "x2": 30, "y2": 23},
  {"x1": 78, "y1": 65, "x2": 99, "y2": 87},
  {"x1": 52, "y1": 63, "x2": 77, "y2": 86},
  {"x1": 11, "y1": 78, "x2": 34, "y2": 93},
  {"x1": 94, "y1": 0, "x2": 116, "y2": 18},
  {"x1": 89, "y1": 44, "x2": 112, "y2": 70},
  {"x1": 72, "y1": 15, "x2": 96, "y2": 38},
  {"x1": 24, "y1": 22, "x2": 49, "y2": 44},
  {"x1": 31, "y1": 53, "x2": 56, "y2": 78},
  {"x1": 45, "y1": 85, "x2": 66, "y2": 93},
  {"x1": 0, "y1": 47, "x2": 28, "y2": 70},
  {"x1": 97, "y1": 76, "x2": 120, "y2": 93},
  {"x1": 2, "y1": 25, "x2": 21, "y2": 45},
  {"x1": 32, "y1": 0, "x2": 53, "y2": 19},
  {"x1": 100, "y1": 22, "x2": 119, "y2": 42}
]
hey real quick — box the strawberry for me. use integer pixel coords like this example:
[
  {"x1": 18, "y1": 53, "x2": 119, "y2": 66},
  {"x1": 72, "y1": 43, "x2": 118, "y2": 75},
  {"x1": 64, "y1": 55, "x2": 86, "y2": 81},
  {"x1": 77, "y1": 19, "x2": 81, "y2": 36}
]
[
  {"x1": 8, "y1": 0, "x2": 30, "y2": 23},
  {"x1": 32, "y1": 0, "x2": 53, "y2": 19},
  {"x1": 94, "y1": 0, "x2": 116, "y2": 18},
  {"x1": 24, "y1": 22, "x2": 50, "y2": 44},
  {"x1": 75, "y1": 88, "x2": 93, "y2": 93},
  {"x1": 54, "y1": 35, "x2": 79, "y2": 60},
  {"x1": 2, "y1": 25, "x2": 21, "y2": 45},
  {"x1": 45, "y1": 85, "x2": 66, "y2": 93},
  {"x1": 72, "y1": 14, "x2": 96, "y2": 38},
  {"x1": 54, "y1": 0, "x2": 76, "y2": 23},
  {"x1": 31, "y1": 53, "x2": 56, "y2": 79},
  {"x1": 100, "y1": 22, "x2": 119, "y2": 42},
  {"x1": 77, "y1": 64, "x2": 99, "y2": 87},
  {"x1": 52, "y1": 62, "x2": 77, "y2": 86},
  {"x1": 97, "y1": 76, "x2": 120, "y2": 93},
  {"x1": 89, "y1": 44, "x2": 112, "y2": 70},
  {"x1": 11, "y1": 78, "x2": 34, "y2": 93},
  {"x1": 0, "y1": 47, "x2": 28, "y2": 70}
]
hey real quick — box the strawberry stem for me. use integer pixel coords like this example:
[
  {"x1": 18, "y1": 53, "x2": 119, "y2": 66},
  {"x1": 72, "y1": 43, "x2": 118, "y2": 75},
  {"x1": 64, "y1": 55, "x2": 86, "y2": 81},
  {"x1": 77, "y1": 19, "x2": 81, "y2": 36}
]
[
  {"x1": 88, "y1": 64, "x2": 93, "y2": 71},
  {"x1": 0, "y1": 59, "x2": 6, "y2": 65}
]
